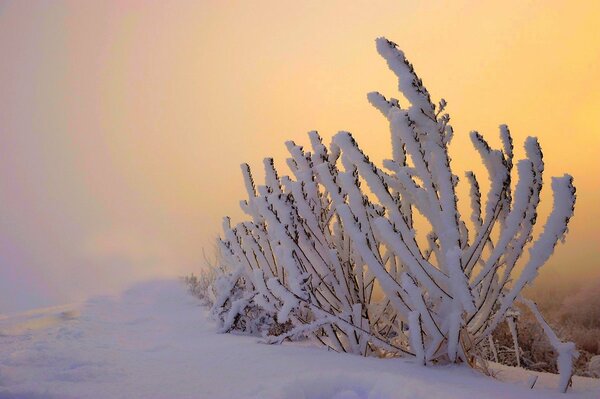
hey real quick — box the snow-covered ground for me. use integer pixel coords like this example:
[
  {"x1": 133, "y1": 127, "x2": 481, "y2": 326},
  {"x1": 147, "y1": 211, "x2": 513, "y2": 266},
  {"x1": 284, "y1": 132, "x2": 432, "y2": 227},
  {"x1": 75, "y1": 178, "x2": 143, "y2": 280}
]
[{"x1": 0, "y1": 280, "x2": 598, "y2": 399}]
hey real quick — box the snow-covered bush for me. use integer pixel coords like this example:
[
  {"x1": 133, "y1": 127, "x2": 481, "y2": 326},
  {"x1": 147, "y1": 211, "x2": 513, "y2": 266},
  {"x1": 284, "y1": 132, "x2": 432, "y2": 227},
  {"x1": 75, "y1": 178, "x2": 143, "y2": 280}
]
[
  {"x1": 210, "y1": 37, "x2": 578, "y2": 391},
  {"x1": 184, "y1": 269, "x2": 217, "y2": 307}
]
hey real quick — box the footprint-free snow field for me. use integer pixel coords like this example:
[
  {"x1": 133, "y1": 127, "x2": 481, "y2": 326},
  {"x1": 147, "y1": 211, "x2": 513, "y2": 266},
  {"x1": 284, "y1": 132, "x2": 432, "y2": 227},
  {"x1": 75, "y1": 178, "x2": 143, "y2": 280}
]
[{"x1": 0, "y1": 280, "x2": 598, "y2": 399}]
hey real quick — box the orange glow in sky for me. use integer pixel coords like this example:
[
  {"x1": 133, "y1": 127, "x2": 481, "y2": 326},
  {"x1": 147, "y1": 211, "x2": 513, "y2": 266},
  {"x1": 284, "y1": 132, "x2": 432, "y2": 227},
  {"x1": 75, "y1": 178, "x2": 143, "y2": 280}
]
[{"x1": 0, "y1": 1, "x2": 598, "y2": 312}]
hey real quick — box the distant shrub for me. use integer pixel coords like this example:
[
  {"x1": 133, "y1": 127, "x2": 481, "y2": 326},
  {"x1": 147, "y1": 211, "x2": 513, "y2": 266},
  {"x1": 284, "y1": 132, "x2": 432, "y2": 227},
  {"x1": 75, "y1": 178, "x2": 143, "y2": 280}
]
[{"x1": 184, "y1": 268, "x2": 217, "y2": 307}]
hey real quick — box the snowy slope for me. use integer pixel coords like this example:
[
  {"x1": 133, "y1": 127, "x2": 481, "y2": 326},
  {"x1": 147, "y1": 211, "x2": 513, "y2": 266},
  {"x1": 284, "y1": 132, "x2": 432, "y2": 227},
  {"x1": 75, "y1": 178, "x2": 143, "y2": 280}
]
[{"x1": 0, "y1": 280, "x2": 598, "y2": 399}]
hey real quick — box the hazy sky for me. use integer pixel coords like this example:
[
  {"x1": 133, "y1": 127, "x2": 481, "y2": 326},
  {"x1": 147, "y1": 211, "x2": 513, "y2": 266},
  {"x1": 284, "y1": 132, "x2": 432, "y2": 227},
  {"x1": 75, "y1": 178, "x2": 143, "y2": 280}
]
[{"x1": 1, "y1": 1, "x2": 599, "y2": 313}]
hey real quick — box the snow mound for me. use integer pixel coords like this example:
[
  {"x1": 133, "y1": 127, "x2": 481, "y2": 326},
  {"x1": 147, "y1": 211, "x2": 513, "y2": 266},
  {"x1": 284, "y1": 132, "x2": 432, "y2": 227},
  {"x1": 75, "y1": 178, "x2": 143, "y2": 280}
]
[{"x1": 0, "y1": 279, "x2": 597, "y2": 399}]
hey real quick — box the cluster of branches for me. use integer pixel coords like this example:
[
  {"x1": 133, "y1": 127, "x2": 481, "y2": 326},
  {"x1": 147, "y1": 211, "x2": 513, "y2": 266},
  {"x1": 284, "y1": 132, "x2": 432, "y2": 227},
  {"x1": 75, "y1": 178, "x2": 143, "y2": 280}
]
[{"x1": 209, "y1": 37, "x2": 578, "y2": 392}]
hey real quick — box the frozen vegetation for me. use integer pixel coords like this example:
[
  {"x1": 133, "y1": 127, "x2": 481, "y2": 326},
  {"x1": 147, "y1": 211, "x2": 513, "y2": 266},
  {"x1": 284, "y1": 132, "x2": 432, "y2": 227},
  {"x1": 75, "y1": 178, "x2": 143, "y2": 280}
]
[
  {"x1": 207, "y1": 37, "x2": 584, "y2": 393},
  {"x1": 1, "y1": 279, "x2": 599, "y2": 398}
]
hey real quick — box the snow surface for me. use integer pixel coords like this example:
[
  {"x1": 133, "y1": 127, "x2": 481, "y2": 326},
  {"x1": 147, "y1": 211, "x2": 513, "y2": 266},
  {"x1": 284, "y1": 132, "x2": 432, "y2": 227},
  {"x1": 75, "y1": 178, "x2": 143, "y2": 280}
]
[{"x1": 0, "y1": 280, "x2": 598, "y2": 399}]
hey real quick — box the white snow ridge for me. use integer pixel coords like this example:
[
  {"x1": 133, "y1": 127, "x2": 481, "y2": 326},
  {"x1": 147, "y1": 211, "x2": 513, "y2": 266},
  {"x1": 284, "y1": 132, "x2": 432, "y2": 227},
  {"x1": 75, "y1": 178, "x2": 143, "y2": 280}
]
[{"x1": 0, "y1": 280, "x2": 597, "y2": 398}]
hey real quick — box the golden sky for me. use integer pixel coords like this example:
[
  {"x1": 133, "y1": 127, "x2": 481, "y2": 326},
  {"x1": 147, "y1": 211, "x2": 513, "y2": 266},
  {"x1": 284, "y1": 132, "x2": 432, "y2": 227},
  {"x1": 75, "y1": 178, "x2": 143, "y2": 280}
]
[{"x1": 0, "y1": 0, "x2": 598, "y2": 312}]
